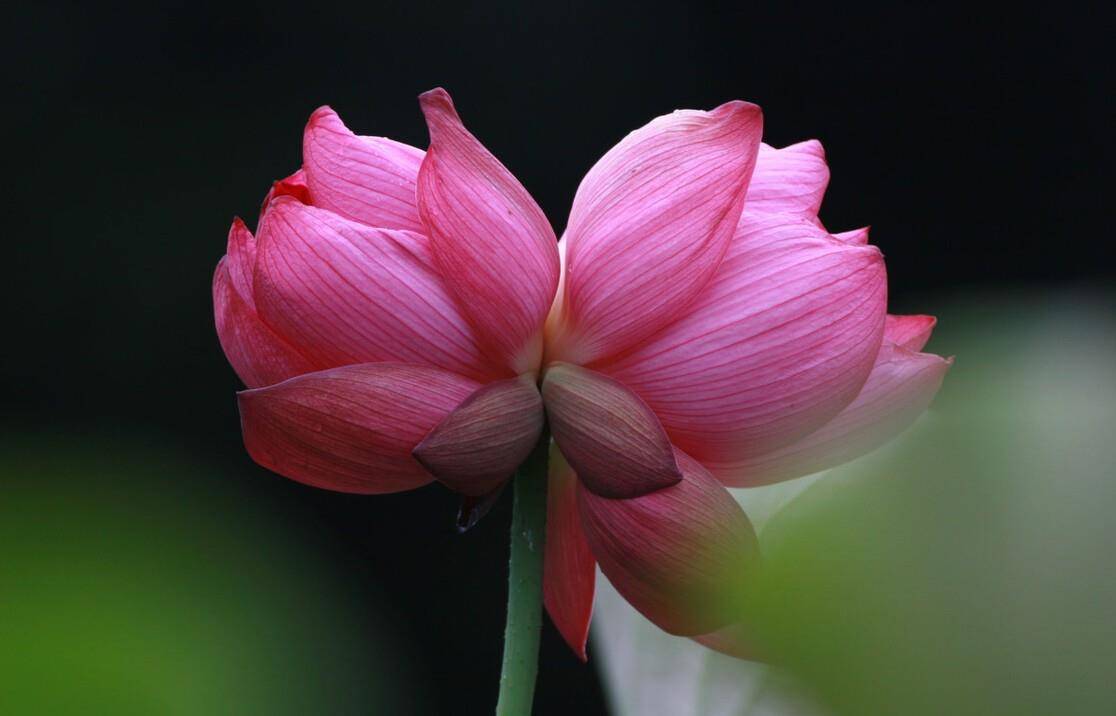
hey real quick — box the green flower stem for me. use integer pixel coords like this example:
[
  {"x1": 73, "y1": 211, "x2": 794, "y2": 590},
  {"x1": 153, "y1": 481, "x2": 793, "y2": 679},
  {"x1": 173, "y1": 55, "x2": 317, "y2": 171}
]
[{"x1": 495, "y1": 427, "x2": 551, "y2": 716}]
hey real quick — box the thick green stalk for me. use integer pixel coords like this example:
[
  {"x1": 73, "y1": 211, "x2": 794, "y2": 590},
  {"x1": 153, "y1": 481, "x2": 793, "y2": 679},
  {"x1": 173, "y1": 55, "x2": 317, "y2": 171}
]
[{"x1": 495, "y1": 428, "x2": 550, "y2": 716}]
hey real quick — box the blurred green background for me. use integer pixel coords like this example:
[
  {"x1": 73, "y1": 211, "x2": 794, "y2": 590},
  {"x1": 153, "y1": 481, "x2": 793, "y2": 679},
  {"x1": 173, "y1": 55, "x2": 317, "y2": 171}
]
[
  {"x1": 0, "y1": 436, "x2": 429, "y2": 714},
  {"x1": 595, "y1": 290, "x2": 1116, "y2": 716}
]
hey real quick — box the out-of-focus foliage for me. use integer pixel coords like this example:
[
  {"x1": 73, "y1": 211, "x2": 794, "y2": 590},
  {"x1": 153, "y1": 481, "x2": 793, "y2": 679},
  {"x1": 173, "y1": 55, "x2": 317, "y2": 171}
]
[
  {"x1": 595, "y1": 289, "x2": 1116, "y2": 716},
  {"x1": 0, "y1": 437, "x2": 425, "y2": 714}
]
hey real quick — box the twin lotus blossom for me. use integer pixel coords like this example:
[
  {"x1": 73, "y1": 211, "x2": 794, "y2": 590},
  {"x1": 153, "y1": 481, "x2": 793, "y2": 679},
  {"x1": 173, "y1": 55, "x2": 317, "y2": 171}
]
[{"x1": 213, "y1": 88, "x2": 950, "y2": 660}]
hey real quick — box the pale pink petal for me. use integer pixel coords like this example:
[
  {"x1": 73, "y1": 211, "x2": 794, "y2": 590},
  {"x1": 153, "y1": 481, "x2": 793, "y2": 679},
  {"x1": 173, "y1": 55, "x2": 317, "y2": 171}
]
[
  {"x1": 412, "y1": 376, "x2": 544, "y2": 496},
  {"x1": 260, "y1": 168, "x2": 311, "y2": 214},
  {"x1": 691, "y1": 623, "x2": 761, "y2": 660},
  {"x1": 253, "y1": 197, "x2": 494, "y2": 380},
  {"x1": 237, "y1": 362, "x2": 479, "y2": 494},
  {"x1": 417, "y1": 88, "x2": 559, "y2": 375},
  {"x1": 302, "y1": 106, "x2": 425, "y2": 232},
  {"x1": 578, "y1": 449, "x2": 759, "y2": 636},
  {"x1": 604, "y1": 215, "x2": 887, "y2": 464},
  {"x1": 213, "y1": 219, "x2": 316, "y2": 389},
  {"x1": 542, "y1": 362, "x2": 681, "y2": 498},
  {"x1": 550, "y1": 101, "x2": 764, "y2": 365},
  {"x1": 744, "y1": 140, "x2": 829, "y2": 221},
  {"x1": 884, "y1": 313, "x2": 937, "y2": 351},
  {"x1": 710, "y1": 342, "x2": 952, "y2": 486},
  {"x1": 543, "y1": 447, "x2": 595, "y2": 661},
  {"x1": 832, "y1": 225, "x2": 870, "y2": 245}
]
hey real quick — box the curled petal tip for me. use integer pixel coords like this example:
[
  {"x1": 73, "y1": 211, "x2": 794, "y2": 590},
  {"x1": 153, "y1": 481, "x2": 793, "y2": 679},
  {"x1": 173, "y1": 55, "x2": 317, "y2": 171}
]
[
  {"x1": 418, "y1": 88, "x2": 457, "y2": 125},
  {"x1": 714, "y1": 99, "x2": 763, "y2": 120}
]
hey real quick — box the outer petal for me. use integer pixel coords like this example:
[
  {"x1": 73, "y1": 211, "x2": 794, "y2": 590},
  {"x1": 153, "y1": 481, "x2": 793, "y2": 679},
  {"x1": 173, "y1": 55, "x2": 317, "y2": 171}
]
[
  {"x1": 543, "y1": 447, "x2": 596, "y2": 661},
  {"x1": 578, "y1": 449, "x2": 759, "y2": 636},
  {"x1": 604, "y1": 216, "x2": 887, "y2": 464},
  {"x1": 551, "y1": 101, "x2": 763, "y2": 365},
  {"x1": 417, "y1": 88, "x2": 559, "y2": 375},
  {"x1": 744, "y1": 140, "x2": 829, "y2": 222},
  {"x1": 214, "y1": 259, "x2": 316, "y2": 389},
  {"x1": 225, "y1": 216, "x2": 258, "y2": 305},
  {"x1": 253, "y1": 197, "x2": 494, "y2": 380},
  {"x1": 301, "y1": 106, "x2": 425, "y2": 232},
  {"x1": 412, "y1": 375, "x2": 544, "y2": 496},
  {"x1": 710, "y1": 342, "x2": 952, "y2": 486},
  {"x1": 213, "y1": 219, "x2": 315, "y2": 389},
  {"x1": 237, "y1": 362, "x2": 479, "y2": 494},
  {"x1": 542, "y1": 362, "x2": 681, "y2": 499}
]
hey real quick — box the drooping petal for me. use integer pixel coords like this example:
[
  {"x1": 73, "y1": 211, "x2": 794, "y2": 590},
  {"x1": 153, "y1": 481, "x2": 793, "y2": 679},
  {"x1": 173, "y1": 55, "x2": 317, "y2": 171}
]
[
  {"x1": 744, "y1": 140, "x2": 829, "y2": 222},
  {"x1": 237, "y1": 362, "x2": 479, "y2": 494},
  {"x1": 709, "y1": 342, "x2": 952, "y2": 486},
  {"x1": 301, "y1": 106, "x2": 425, "y2": 232},
  {"x1": 416, "y1": 88, "x2": 559, "y2": 375},
  {"x1": 214, "y1": 217, "x2": 316, "y2": 389},
  {"x1": 550, "y1": 101, "x2": 763, "y2": 365},
  {"x1": 412, "y1": 375, "x2": 544, "y2": 496},
  {"x1": 260, "y1": 168, "x2": 311, "y2": 214},
  {"x1": 253, "y1": 197, "x2": 494, "y2": 380},
  {"x1": 884, "y1": 314, "x2": 937, "y2": 351},
  {"x1": 603, "y1": 215, "x2": 887, "y2": 465},
  {"x1": 543, "y1": 447, "x2": 595, "y2": 661},
  {"x1": 578, "y1": 449, "x2": 759, "y2": 636},
  {"x1": 542, "y1": 362, "x2": 681, "y2": 498}
]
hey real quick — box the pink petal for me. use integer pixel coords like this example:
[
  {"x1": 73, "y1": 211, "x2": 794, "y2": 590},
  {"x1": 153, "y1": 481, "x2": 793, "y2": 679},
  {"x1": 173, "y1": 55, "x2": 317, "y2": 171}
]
[
  {"x1": 224, "y1": 216, "x2": 258, "y2": 306},
  {"x1": 253, "y1": 197, "x2": 495, "y2": 380},
  {"x1": 416, "y1": 88, "x2": 559, "y2": 375},
  {"x1": 412, "y1": 376, "x2": 544, "y2": 496},
  {"x1": 213, "y1": 220, "x2": 316, "y2": 389},
  {"x1": 542, "y1": 362, "x2": 681, "y2": 498},
  {"x1": 710, "y1": 341, "x2": 952, "y2": 486},
  {"x1": 302, "y1": 106, "x2": 425, "y2": 232},
  {"x1": 260, "y1": 168, "x2": 311, "y2": 214},
  {"x1": 237, "y1": 362, "x2": 479, "y2": 494},
  {"x1": 603, "y1": 215, "x2": 887, "y2": 465},
  {"x1": 884, "y1": 313, "x2": 937, "y2": 351},
  {"x1": 550, "y1": 101, "x2": 764, "y2": 365},
  {"x1": 578, "y1": 448, "x2": 759, "y2": 636},
  {"x1": 543, "y1": 447, "x2": 595, "y2": 661},
  {"x1": 832, "y1": 225, "x2": 870, "y2": 245},
  {"x1": 744, "y1": 140, "x2": 829, "y2": 221}
]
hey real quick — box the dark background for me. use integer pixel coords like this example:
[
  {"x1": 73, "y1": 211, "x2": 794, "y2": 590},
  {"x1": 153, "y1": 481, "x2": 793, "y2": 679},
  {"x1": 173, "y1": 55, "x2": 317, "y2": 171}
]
[{"x1": 3, "y1": 2, "x2": 1110, "y2": 714}]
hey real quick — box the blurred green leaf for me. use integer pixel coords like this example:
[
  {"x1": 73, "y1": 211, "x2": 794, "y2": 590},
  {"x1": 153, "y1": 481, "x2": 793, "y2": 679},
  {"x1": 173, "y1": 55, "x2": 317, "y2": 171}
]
[{"x1": 0, "y1": 437, "x2": 426, "y2": 714}]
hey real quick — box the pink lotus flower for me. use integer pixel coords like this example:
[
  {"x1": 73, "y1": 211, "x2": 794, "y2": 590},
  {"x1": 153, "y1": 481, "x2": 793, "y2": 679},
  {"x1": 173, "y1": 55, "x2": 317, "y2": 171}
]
[{"x1": 213, "y1": 88, "x2": 950, "y2": 660}]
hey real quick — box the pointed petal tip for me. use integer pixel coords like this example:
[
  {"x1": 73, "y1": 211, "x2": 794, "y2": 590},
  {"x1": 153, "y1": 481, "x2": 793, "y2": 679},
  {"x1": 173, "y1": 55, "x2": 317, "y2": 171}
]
[{"x1": 227, "y1": 216, "x2": 252, "y2": 251}]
